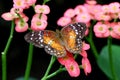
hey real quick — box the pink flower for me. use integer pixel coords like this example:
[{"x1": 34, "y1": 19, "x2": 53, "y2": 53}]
[
  {"x1": 82, "y1": 57, "x2": 92, "y2": 76},
  {"x1": 57, "y1": 17, "x2": 71, "y2": 27},
  {"x1": 57, "y1": 51, "x2": 74, "y2": 65},
  {"x1": 13, "y1": 0, "x2": 26, "y2": 9},
  {"x1": 94, "y1": 22, "x2": 120, "y2": 39},
  {"x1": 94, "y1": 22, "x2": 108, "y2": 34},
  {"x1": 25, "y1": 0, "x2": 37, "y2": 6},
  {"x1": 93, "y1": 22, "x2": 108, "y2": 38},
  {"x1": 65, "y1": 60, "x2": 80, "y2": 77},
  {"x1": 32, "y1": 13, "x2": 48, "y2": 22},
  {"x1": 109, "y1": 2, "x2": 120, "y2": 13},
  {"x1": 85, "y1": 28, "x2": 89, "y2": 36},
  {"x1": 84, "y1": 4, "x2": 102, "y2": 19},
  {"x1": 80, "y1": 42, "x2": 90, "y2": 58},
  {"x1": 82, "y1": 41, "x2": 90, "y2": 50},
  {"x1": 14, "y1": 13, "x2": 29, "y2": 24},
  {"x1": 31, "y1": 18, "x2": 47, "y2": 31},
  {"x1": 1, "y1": 12, "x2": 14, "y2": 21},
  {"x1": 101, "y1": 5, "x2": 110, "y2": 13},
  {"x1": 74, "y1": 5, "x2": 88, "y2": 15},
  {"x1": 113, "y1": 24, "x2": 120, "y2": 36},
  {"x1": 10, "y1": 7, "x2": 23, "y2": 14},
  {"x1": 80, "y1": 50, "x2": 88, "y2": 58},
  {"x1": 95, "y1": 12, "x2": 111, "y2": 21},
  {"x1": 75, "y1": 13, "x2": 91, "y2": 23},
  {"x1": 64, "y1": 8, "x2": 75, "y2": 18},
  {"x1": 15, "y1": 20, "x2": 28, "y2": 32},
  {"x1": 85, "y1": 0, "x2": 97, "y2": 5},
  {"x1": 35, "y1": 5, "x2": 50, "y2": 14}
]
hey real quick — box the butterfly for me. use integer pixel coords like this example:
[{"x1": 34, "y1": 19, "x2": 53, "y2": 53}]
[{"x1": 24, "y1": 22, "x2": 86, "y2": 57}]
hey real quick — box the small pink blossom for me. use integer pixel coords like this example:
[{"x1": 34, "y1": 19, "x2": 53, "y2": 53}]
[
  {"x1": 94, "y1": 22, "x2": 108, "y2": 34},
  {"x1": 95, "y1": 12, "x2": 111, "y2": 21},
  {"x1": 82, "y1": 57, "x2": 92, "y2": 76},
  {"x1": 85, "y1": 28, "x2": 89, "y2": 36},
  {"x1": 85, "y1": 4, "x2": 102, "y2": 19},
  {"x1": 14, "y1": 13, "x2": 29, "y2": 24},
  {"x1": 1, "y1": 12, "x2": 14, "y2": 21},
  {"x1": 102, "y1": 5, "x2": 110, "y2": 13},
  {"x1": 31, "y1": 18, "x2": 47, "y2": 31},
  {"x1": 75, "y1": 13, "x2": 91, "y2": 23},
  {"x1": 65, "y1": 60, "x2": 80, "y2": 77},
  {"x1": 10, "y1": 7, "x2": 23, "y2": 14},
  {"x1": 101, "y1": 22, "x2": 120, "y2": 39},
  {"x1": 13, "y1": 0, "x2": 26, "y2": 9},
  {"x1": 15, "y1": 20, "x2": 28, "y2": 32},
  {"x1": 57, "y1": 17, "x2": 71, "y2": 27},
  {"x1": 35, "y1": 5, "x2": 50, "y2": 14},
  {"x1": 80, "y1": 42, "x2": 90, "y2": 58},
  {"x1": 110, "y1": 13, "x2": 119, "y2": 19},
  {"x1": 109, "y1": 2, "x2": 120, "y2": 13},
  {"x1": 82, "y1": 42, "x2": 90, "y2": 50},
  {"x1": 57, "y1": 51, "x2": 74, "y2": 65},
  {"x1": 80, "y1": 50, "x2": 88, "y2": 58},
  {"x1": 10, "y1": 9, "x2": 26, "y2": 19},
  {"x1": 32, "y1": 14, "x2": 48, "y2": 22},
  {"x1": 74, "y1": 5, "x2": 88, "y2": 15},
  {"x1": 85, "y1": 0, "x2": 97, "y2": 5},
  {"x1": 64, "y1": 8, "x2": 75, "y2": 18},
  {"x1": 113, "y1": 24, "x2": 120, "y2": 36},
  {"x1": 25, "y1": 0, "x2": 37, "y2": 6}
]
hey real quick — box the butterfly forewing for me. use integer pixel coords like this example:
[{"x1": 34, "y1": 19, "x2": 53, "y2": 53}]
[
  {"x1": 61, "y1": 22, "x2": 86, "y2": 54},
  {"x1": 24, "y1": 30, "x2": 66, "y2": 57},
  {"x1": 24, "y1": 31, "x2": 45, "y2": 48}
]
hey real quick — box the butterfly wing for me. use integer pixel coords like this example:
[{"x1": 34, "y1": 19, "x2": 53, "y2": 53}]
[
  {"x1": 24, "y1": 30, "x2": 66, "y2": 57},
  {"x1": 61, "y1": 22, "x2": 86, "y2": 54}
]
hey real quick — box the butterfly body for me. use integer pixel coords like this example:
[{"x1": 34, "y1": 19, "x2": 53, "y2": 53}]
[{"x1": 25, "y1": 22, "x2": 86, "y2": 57}]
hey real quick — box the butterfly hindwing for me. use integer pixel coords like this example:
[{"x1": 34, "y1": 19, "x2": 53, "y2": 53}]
[
  {"x1": 61, "y1": 22, "x2": 86, "y2": 54},
  {"x1": 24, "y1": 30, "x2": 66, "y2": 57}
]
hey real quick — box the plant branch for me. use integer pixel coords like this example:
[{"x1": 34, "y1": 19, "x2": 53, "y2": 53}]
[
  {"x1": 107, "y1": 36, "x2": 118, "y2": 80},
  {"x1": 86, "y1": 20, "x2": 99, "y2": 59},
  {"x1": 41, "y1": 56, "x2": 56, "y2": 80},
  {"x1": 1, "y1": 20, "x2": 14, "y2": 80},
  {"x1": 24, "y1": 44, "x2": 34, "y2": 80}
]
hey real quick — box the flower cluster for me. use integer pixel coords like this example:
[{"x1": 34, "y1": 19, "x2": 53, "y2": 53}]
[
  {"x1": 58, "y1": 42, "x2": 91, "y2": 77},
  {"x1": 94, "y1": 22, "x2": 120, "y2": 39},
  {"x1": 1, "y1": 0, "x2": 50, "y2": 32},
  {"x1": 57, "y1": 1, "x2": 120, "y2": 39}
]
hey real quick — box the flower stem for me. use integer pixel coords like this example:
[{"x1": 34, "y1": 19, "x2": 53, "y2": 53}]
[
  {"x1": 1, "y1": 20, "x2": 14, "y2": 80},
  {"x1": 107, "y1": 36, "x2": 118, "y2": 80},
  {"x1": 24, "y1": 44, "x2": 34, "y2": 80},
  {"x1": 41, "y1": 56, "x2": 56, "y2": 80},
  {"x1": 45, "y1": 64, "x2": 83, "y2": 79},
  {"x1": 87, "y1": 20, "x2": 99, "y2": 59},
  {"x1": 46, "y1": 67, "x2": 66, "y2": 79},
  {"x1": 43, "y1": 0, "x2": 50, "y2": 4}
]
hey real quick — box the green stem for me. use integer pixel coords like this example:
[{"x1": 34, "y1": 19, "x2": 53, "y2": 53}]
[
  {"x1": 24, "y1": 44, "x2": 34, "y2": 80},
  {"x1": 43, "y1": 0, "x2": 50, "y2": 4},
  {"x1": 41, "y1": 56, "x2": 56, "y2": 80},
  {"x1": 45, "y1": 64, "x2": 83, "y2": 79},
  {"x1": 46, "y1": 67, "x2": 66, "y2": 79},
  {"x1": 1, "y1": 21, "x2": 15, "y2": 80},
  {"x1": 107, "y1": 36, "x2": 118, "y2": 80},
  {"x1": 87, "y1": 20, "x2": 99, "y2": 59}
]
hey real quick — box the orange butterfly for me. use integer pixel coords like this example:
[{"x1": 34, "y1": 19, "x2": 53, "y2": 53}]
[{"x1": 24, "y1": 22, "x2": 86, "y2": 57}]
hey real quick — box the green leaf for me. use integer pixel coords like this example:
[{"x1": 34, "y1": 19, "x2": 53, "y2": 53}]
[{"x1": 97, "y1": 45, "x2": 120, "y2": 80}]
